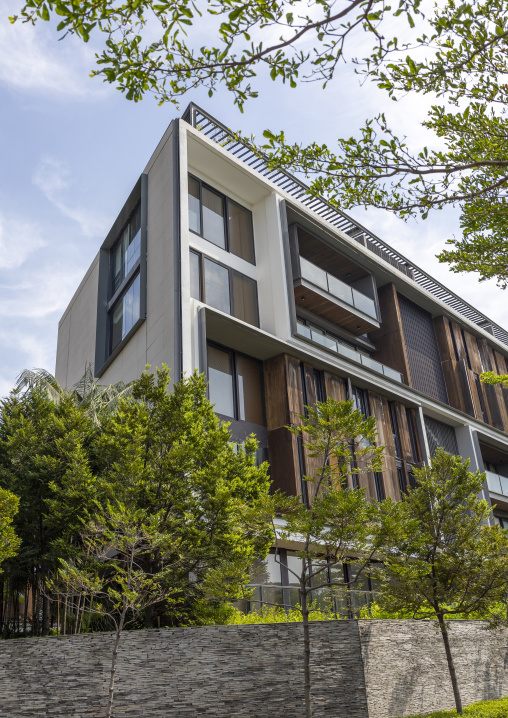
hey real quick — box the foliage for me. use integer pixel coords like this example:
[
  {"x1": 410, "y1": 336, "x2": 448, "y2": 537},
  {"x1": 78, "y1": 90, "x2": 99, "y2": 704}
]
[
  {"x1": 49, "y1": 501, "x2": 179, "y2": 718},
  {"x1": 271, "y1": 397, "x2": 384, "y2": 718},
  {"x1": 0, "y1": 488, "x2": 20, "y2": 568},
  {"x1": 10, "y1": 0, "x2": 421, "y2": 109},
  {"x1": 12, "y1": 0, "x2": 508, "y2": 284},
  {"x1": 0, "y1": 364, "x2": 273, "y2": 637},
  {"x1": 400, "y1": 697, "x2": 508, "y2": 718},
  {"x1": 481, "y1": 371, "x2": 508, "y2": 388},
  {"x1": 375, "y1": 449, "x2": 508, "y2": 713},
  {"x1": 225, "y1": 602, "x2": 342, "y2": 624}
]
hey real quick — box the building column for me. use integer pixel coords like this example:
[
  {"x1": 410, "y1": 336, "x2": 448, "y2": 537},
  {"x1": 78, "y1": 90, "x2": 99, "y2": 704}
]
[{"x1": 455, "y1": 425, "x2": 493, "y2": 515}]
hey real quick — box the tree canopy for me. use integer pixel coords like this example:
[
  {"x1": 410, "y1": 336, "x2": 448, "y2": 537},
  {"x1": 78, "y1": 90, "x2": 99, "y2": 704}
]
[{"x1": 10, "y1": 0, "x2": 508, "y2": 286}]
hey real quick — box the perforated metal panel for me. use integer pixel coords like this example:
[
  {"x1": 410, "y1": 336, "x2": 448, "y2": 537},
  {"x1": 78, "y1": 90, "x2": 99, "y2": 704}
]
[
  {"x1": 398, "y1": 294, "x2": 448, "y2": 403},
  {"x1": 425, "y1": 417, "x2": 459, "y2": 456}
]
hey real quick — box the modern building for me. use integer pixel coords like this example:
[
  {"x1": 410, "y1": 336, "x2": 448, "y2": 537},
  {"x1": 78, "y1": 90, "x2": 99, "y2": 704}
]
[{"x1": 56, "y1": 104, "x2": 508, "y2": 609}]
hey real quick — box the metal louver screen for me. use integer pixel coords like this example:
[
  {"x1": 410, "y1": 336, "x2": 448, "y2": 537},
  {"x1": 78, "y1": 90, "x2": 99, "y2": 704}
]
[
  {"x1": 425, "y1": 417, "x2": 459, "y2": 456},
  {"x1": 398, "y1": 294, "x2": 448, "y2": 403}
]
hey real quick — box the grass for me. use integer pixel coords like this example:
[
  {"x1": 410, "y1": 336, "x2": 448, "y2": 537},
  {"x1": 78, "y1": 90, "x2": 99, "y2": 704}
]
[{"x1": 401, "y1": 697, "x2": 508, "y2": 718}]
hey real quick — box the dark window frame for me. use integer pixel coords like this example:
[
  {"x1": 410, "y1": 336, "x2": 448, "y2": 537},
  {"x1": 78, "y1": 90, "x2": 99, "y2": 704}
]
[
  {"x1": 188, "y1": 174, "x2": 256, "y2": 265},
  {"x1": 95, "y1": 175, "x2": 147, "y2": 378},
  {"x1": 190, "y1": 250, "x2": 259, "y2": 327},
  {"x1": 206, "y1": 341, "x2": 266, "y2": 426}
]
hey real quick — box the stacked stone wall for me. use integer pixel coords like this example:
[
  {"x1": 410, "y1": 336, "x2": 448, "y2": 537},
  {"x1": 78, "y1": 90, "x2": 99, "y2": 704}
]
[{"x1": 0, "y1": 620, "x2": 506, "y2": 717}]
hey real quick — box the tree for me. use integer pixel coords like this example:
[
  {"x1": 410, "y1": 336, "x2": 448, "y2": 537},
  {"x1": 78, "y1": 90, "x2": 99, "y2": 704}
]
[
  {"x1": 105, "y1": 366, "x2": 274, "y2": 626},
  {"x1": 375, "y1": 449, "x2": 508, "y2": 714},
  {"x1": 50, "y1": 503, "x2": 182, "y2": 718},
  {"x1": 11, "y1": 0, "x2": 508, "y2": 284},
  {"x1": 271, "y1": 397, "x2": 383, "y2": 718},
  {"x1": 0, "y1": 488, "x2": 20, "y2": 568}
]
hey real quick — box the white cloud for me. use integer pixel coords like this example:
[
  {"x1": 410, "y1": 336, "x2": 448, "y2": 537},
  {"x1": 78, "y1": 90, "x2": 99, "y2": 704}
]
[
  {"x1": 0, "y1": 263, "x2": 84, "y2": 319},
  {"x1": 32, "y1": 155, "x2": 110, "y2": 237},
  {"x1": 0, "y1": 212, "x2": 46, "y2": 269},
  {"x1": 0, "y1": 12, "x2": 105, "y2": 99}
]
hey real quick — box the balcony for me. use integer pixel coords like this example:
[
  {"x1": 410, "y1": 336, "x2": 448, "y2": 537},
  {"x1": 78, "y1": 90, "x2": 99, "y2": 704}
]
[
  {"x1": 295, "y1": 257, "x2": 380, "y2": 336},
  {"x1": 296, "y1": 320, "x2": 403, "y2": 383},
  {"x1": 486, "y1": 470, "x2": 508, "y2": 497}
]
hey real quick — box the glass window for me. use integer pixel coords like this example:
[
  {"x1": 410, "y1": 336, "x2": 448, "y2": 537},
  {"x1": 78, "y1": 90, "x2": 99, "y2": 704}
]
[
  {"x1": 286, "y1": 554, "x2": 304, "y2": 586},
  {"x1": 207, "y1": 345, "x2": 235, "y2": 418},
  {"x1": 352, "y1": 386, "x2": 369, "y2": 417},
  {"x1": 110, "y1": 274, "x2": 141, "y2": 352},
  {"x1": 374, "y1": 472, "x2": 385, "y2": 501},
  {"x1": 228, "y1": 200, "x2": 254, "y2": 263},
  {"x1": 232, "y1": 271, "x2": 258, "y2": 326},
  {"x1": 236, "y1": 355, "x2": 264, "y2": 425},
  {"x1": 188, "y1": 176, "x2": 201, "y2": 234},
  {"x1": 190, "y1": 251, "x2": 201, "y2": 300},
  {"x1": 204, "y1": 258, "x2": 230, "y2": 314},
  {"x1": 202, "y1": 186, "x2": 226, "y2": 248},
  {"x1": 112, "y1": 205, "x2": 141, "y2": 293}
]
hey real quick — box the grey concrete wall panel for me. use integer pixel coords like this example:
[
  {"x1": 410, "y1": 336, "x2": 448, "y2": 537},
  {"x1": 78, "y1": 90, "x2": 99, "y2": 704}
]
[{"x1": 1, "y1": 620, "x2": 507, "y2": 718}]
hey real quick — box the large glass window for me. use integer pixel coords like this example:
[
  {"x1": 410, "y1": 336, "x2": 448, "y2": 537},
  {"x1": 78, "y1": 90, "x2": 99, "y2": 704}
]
[
  {"x1": 207, "y1": 343, "x2": 265, "y2": 425},
  {"x1": 188, "y1": 174, "x2": 255, "y2": 264},
  {"x1": 202, "y1": 186, "x2": 226, "y2": 249},
  {"x1": 112, "y1": 205, "x2": 141, "y2": 293},
  {"x1": 188, "y1": 176, "x2": 201, "y2": 234},
  {"x1": 108, "y1": 205, "x2": 142, "y2": 356},
  {"x1": 207, "y1": 345, "x2": 235, "y2": 418},
  {"x1": 191, "y1": 251, "x2": 259, "y2": 328},
  {"x1": 111, "y1": 274, "x2": 141, "y2": 352},
  {"x1": 204, "y1": 258, "x2": 230, "y2": 314}
]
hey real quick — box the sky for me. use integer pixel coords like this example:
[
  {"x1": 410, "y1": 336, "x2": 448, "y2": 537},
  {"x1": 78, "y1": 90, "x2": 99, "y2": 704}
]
[{"x1": 0, "y1": 3, "x2": 507, "y2": 399}]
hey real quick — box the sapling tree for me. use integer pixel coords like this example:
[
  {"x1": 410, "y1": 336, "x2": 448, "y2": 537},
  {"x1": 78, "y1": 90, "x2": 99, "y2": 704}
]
[
  {"x1": 273, "y1": 397, "x2": 384, "y2": 718},
  {"x1": 375, "y1": 449, "x2": 508, "y2": 714},
  {"x1": 49, "y1": 502, "x2": 175, "y2": 718}
]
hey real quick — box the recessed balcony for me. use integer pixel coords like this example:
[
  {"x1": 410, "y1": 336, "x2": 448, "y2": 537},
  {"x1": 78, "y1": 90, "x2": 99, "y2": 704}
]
[{"x1": 294, "y1": 257, "x2": 380, "y2": 336}]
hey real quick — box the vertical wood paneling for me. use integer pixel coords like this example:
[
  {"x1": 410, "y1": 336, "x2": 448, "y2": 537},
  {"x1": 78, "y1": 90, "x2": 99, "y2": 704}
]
[
  {"x1": 263, "y1": 354, "x2": 304, "y2": 498},
  {"x1": 324, "y1": 372, "x2": 347, "y2": 402},
  {"x1": 368, "y1": 391, "x2": 400, "y2": 501},
  {"x1": 434, "y1": 317, "x2": 468, "y2": 413},
  {"x1": 370, "y1": 283, "x2": 412, "y2": 385}
]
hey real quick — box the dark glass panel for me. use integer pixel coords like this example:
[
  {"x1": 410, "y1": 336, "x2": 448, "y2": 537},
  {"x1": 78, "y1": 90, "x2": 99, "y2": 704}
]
[
  {"x1": 207, "y1": 344, "x2": 234, "y2": 418},
  {"x1": 188, "y1": 176, "x2": 201, "y2": 234},
  {"x1": 189, "y1": 251, "x2": 201, "y2": 300},
  {"x1": 236, "y1": 355, "x2": 264, "y2": 425},
  {"x1": 202, "y1": 186, "x2": 226, "y2": 248},
  {"x1": 110, "y1": 274, "x2": 141, "y2": 352},
  {"x1": 204, "y1": 258, "x2": 230, "y2": 314},
  {"x1": 232, "y1": 271, "x2": 258, "y2": 326},
  {"x1": 228, "y1": 199, "x2": 255, "y2": 263}
]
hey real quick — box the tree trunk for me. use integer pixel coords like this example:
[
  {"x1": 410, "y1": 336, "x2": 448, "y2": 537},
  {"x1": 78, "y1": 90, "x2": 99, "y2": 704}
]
[
  {"x1": 437, "y1": 612, "x2": 463, "y2": 714},
  {"x1": 42, "y1": 593, "x2": 50, "y2": 636},
  {"x1": 106, "y1": 608, "x2": 127, "y2": 718},
  {"x1": 63, "y1": 594, "x2": 67, "y2": 636},
  {"x1": 300, "y1": 586, "x2": 312, "y2": 718}
]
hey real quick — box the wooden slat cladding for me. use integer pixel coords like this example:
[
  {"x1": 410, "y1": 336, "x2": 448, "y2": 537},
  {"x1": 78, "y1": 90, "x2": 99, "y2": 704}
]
[
  {"x1": 434, "y1": 316, "x2": 508, "y2": 435},
  {"x1": 267, "y1": 426, "x2": 302, "y2": 497},
  {"x1": 368, "y1": 391, "x2": 400, "y2": 501},
  {"x1": 371, "y1": 283, "x2": 412, "y2": 385},
  {"x1": 324, "y1": 372, "x2": 347, "y2": 402},
  {"x1": 301, "y1": 363, "x2": 322, "y2": 502},
  {"x1": 263, "y1": 354, "x2": 304, "y2": 497}
]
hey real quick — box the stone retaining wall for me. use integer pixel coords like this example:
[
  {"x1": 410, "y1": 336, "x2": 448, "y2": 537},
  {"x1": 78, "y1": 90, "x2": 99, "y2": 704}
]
[{"x1": 0, "y1": 620, "x2": 506, "y2": 717}]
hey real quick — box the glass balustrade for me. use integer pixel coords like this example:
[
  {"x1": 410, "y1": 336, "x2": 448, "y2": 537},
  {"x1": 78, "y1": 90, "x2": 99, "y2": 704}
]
[
  {"x1": 299, "y1": 257, "x2": 377, "y2": 319},
  {"x1": 296, "y1": 320, "x2": 403, "y2": 382},
  {"x1": 487, "y1": 470, "x2": 508, "y2": 496}
]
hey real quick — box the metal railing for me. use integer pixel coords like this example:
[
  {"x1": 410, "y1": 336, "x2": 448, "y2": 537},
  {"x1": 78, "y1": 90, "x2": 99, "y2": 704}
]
[{"x1": 182, "y1": 102, "x2": 508, "y2": 350}]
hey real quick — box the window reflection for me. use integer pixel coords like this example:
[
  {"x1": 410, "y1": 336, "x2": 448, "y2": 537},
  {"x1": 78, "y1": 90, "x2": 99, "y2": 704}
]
[
  {"x1": 207, "y1": 345, "x2": 235, "y2": 418},
  {"x1": 204, "y1": 258, "x2": 230, "y2": 314},
  {"x1": 202, "y1": 186, "x2": 226, "y2": 249}
]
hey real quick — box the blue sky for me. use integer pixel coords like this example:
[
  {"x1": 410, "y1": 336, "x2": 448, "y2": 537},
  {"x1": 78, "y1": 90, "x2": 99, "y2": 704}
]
[{"x1": 0, "y1": 4, "x2": 506, "y2": 397}]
